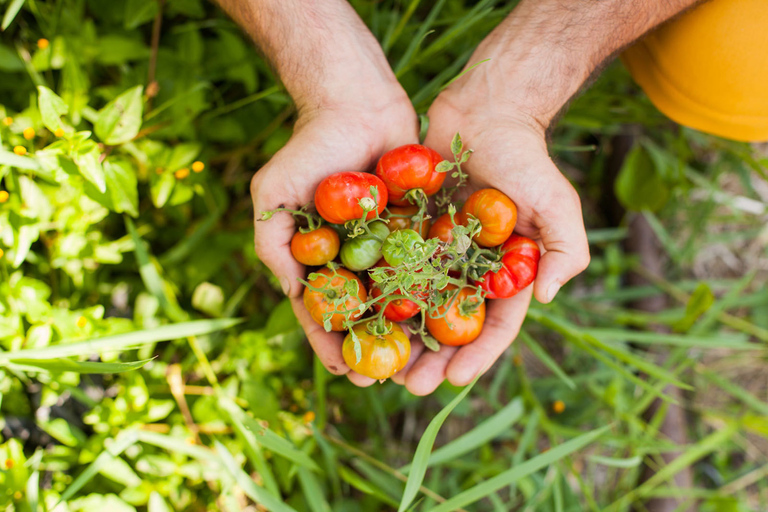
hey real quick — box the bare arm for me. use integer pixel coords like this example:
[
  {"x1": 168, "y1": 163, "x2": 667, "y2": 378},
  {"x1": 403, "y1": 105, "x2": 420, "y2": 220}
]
[{"x1": 214, "y1": 0, "x2": 404, "y2": 117}]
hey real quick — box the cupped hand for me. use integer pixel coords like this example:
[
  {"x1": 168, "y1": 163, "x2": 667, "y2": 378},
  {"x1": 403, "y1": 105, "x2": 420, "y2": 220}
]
[
  {"x1": 251, "y1": 99, "x2": 419, "y2": 386},
  {"x1": 392, "y1": 91, "x2": 590, "y2": 395}
]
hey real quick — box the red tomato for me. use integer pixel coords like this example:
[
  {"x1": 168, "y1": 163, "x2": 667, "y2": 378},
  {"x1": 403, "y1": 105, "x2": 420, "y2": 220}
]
[
  {"x1": 290, "y1": 226, "x2": 340, "y2": 266},
  {"x1": 371, "y1": 285, "x2": 421, "y2": 322},
  {"x1": 385, "y1": 205, "x2": 431, "y2": 238},
  {"x1": 342, "y1": 321, "x2": 411, "y2": 380},
  {"x1": 427, "y1": 212, "x2": 467, "y2": 243},
  {"x1": 425, "y1": 286, "x2": 485, "y2": 346},
  {"x1": 461, "y1": 188, "x2": 517, "y2": 247},
  {"x1": 303, "y1": 267, "x2": 367, "y2": 331},
  {"x1": 315, "y1": 172, "x2": 388, "y2": 224},
  {"x1": 476, "y1": 234, "x2": 540, "y2": 299},
  {"x1": 375, "y1": 144, "x2": 445, "y2": 206}
]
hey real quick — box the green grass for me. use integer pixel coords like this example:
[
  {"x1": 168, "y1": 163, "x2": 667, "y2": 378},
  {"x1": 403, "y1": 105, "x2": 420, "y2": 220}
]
[{"x1": 0, "y1": 0, "x2": 767, "y2": 511}]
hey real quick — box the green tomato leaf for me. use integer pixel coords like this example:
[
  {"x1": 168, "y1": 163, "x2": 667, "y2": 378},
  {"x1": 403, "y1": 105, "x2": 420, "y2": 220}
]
[
  {"x1": 95, "y1": 85, "x2": 144, "y2": 145},
  {"x1": 435, "y1": 160, "x2": 453, "y2": 174},
  {"x1": 450, "y1": 132, "x2": 463, "y2": 157},
  {"x1": 614, "y1": 144, "x2": 669, "y2": 212},
  {"x1": 37, "y1": 86, "x2": 69, "y2": 133}
]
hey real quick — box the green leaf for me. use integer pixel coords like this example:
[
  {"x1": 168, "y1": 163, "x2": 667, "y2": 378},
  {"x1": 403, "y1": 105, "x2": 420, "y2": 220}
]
[
  {"x1": 588, "y1": 455, "x2": 643, "y2": 468},
  {"x1": 672, "y1": 282, "x2": 715, "y2": 332},
  {"x1": 214, "y1": 441, "x2": 298, "y2": 512},
  {"x1": 614, "y1": 144, "x2": 669, "y2": 212},
  {"x1": 0, "y1": 43, "x2": 23, "y2": 71},
  {"x1": 73, "y1": 141, "x2": 106, "y2": 192},
  {"x1": 398, "y1": 375, "x2": 480, "y2": 512},
  {"x1": 428, "y1": 425, "x2": 611, "y2": 512},
  {"x1": 124, "y1": 0, "x2": 159, "y2": 29},
  {"x1": 37, "y1": 86, "x2": 69, "y2": 133},
  {"x1": 151, "y1": 172, "x2": 175, "y2": 208},
  {"x1": 1, "y1": 0, "x2": 26, "y2": 30},
  {"x1": 0, "y1": 318, "x2": 241, "y2": 361},
  {"x1": 95, "y1": 85, "x2": 144, "y2": 145},
  {"x1": 58, "y1": 430, "x2": 140, "y2": 505},
  {"x1": 339, "y1": 465, "x2": 400, "y2": 508},
  {"x1": 218, "y1": 394, "x2": 321, "y2": 472},
  {"x1": 0, "y1": 149, "x2": 41, "y2": 171},
  {"x1": 148, "y1": 492, "x2": 172, "y2": 512},
  {"x1": 298, "y1": 468, "x2": 332, "y2": 512},
  {"x1": 401, "y1": 398, "x2": 524, "y2": 473},
  {"x1": 519, "y1": 330, "x2": 576, "y2": 389},
  {"x1": 7, "y1": 358, "x2": 152, "y2": 374}
]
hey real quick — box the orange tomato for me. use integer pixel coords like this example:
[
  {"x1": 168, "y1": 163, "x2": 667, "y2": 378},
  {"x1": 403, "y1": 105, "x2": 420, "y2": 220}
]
[
  {"x1": 291, "y1": 226, "x2": 340, "y2": 266},
  {"x1": 427, "y1": 212, "x2": 467, "y2": 243},
  {"x1": 342, "y1": 321, "x2": 411, "y2": 379},
  {"x1": 426, "y1": 286, "x2": 485, "y2": 346},
  {"x1": 303, "y1": 267, "x2": 366, "y2": 331},
  {"x1": 461, "y1": 189, "x2": 517, "y2": 247},
  {"x1": 385, "y1": 205, "x2": 431, "y2": 238}
]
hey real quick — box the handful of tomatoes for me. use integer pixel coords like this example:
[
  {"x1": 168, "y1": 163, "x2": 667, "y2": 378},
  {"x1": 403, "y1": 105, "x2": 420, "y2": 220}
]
[{"x1": 261, "y1": 134, "x2": 540, "y2": 381}]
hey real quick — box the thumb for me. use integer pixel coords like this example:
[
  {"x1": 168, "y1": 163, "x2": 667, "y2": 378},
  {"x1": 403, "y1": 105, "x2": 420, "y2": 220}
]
[{"x1": 532, "y1": 187, "x2": 590, "y2": 304}]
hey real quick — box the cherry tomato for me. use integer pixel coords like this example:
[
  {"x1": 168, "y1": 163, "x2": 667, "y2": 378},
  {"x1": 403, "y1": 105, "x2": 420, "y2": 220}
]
[
  {"x1": 340, "y1": 221, "x2": 389, "y2": 271},
  {"x1": 461, "y1": 188, "x2": 517, "y2": 247},
  {"x1": 427, "y1": 212, "x2": 467, "y2": 243},
  {"x1": 290, "y1": 226, "x2": 340, "y2": 266},
  {"x1": 303, "y1": 267, "x2": 367, "y2": 331},
  {"x1": 371, "y1": 285, "x2": 421, "y2": 322},
  {"x1": 381, "y1": 229, "x2": 425, "y2": 266},
  {"x1": 315, "y1": 172, "x2": 388, "y2": 224},
  {"x1": 384, "y1": 205, "x2": 431, "y2": 238},
  {"x1": 426, "y1": 286, "x2": 485, "y2": 346},
  {"x1": 476, "y1": 234, "x2": 540, "y2": 299},
  {"x1": 342, "y1": 321, "x2": 411, "y2": 380},
  {"x1": 375, "y1": 144, "x2": 445, "y2": 206}
]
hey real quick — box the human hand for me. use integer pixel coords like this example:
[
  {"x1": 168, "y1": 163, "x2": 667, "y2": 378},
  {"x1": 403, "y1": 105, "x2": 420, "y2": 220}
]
[{"x1": 251, "y1": 99, "x2": 419, "y2": 385}]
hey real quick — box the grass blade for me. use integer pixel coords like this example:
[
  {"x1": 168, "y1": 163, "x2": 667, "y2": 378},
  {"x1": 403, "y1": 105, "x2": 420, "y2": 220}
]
[
  {"x1": 215, "y1": 441, "x2": 297, "y2": 512},
  {"x1": 398, "y1": 375, "x2": 480, "y2": 512},
  {"x1": 298, "y1": 467, "x2": 332, "y2": 512},
  {"x1": 582, "y1": 328, "x2": 753, "y2": 349},
  {"x1": 427, "y1": 425, "x2": 611, "y2": 512},
  {"x1": 519, "y1": 330, "x2": 576, "y2": 389},
  {"x1": 0, "y1": 318, "x2": 242, "y2": 360},
  {"x1": 218, "y1": 395, "x2": 321, "y2": 472},
  {"x1": 400, "y1": 397, "x2": 524, "y2": 473},
  {"x1": 6, "y1": 358, "x2": 152, "y2": 374},
  {"x1": 394, "y1": 0, "x2": 447, "y2": 75},
  {"x1": 1, "y1": 0, "x2": 26, "y2": 30}
]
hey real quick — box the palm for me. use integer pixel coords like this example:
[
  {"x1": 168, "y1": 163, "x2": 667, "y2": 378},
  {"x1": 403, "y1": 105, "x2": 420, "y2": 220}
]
[{"x1": 251, "y1": 107, "x2": 418, "y2": 383}]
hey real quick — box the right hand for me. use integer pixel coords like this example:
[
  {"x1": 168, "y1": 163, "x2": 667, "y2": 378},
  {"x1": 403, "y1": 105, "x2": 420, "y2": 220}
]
[{"x1": 251, "y1": 97, "x2": 418, "y2": 386}]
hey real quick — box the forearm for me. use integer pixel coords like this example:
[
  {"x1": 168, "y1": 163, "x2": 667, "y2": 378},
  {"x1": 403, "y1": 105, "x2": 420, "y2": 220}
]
[
  {"x1": 453, "y1": 0, "x2": 700, "y2": 125},
  {"x1": 214, "y1": 0, "x2": 401, "y2": 115}
]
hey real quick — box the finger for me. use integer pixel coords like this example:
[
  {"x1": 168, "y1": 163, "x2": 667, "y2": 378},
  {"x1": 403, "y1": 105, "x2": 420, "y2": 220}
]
[
  {"x1": 529, "y1": 178, "x2": 590, "y2": 304},
  {"x1": 445, "y1": 287, "x2": 532, "y2": 386},
  {"x1": 404, "y1": 345, "x2": 459, "y2": 396},
  {"x1": 391, "y1": 339, "x2": 426, "y2": 386},
  {"x1": 347, "y1": 371, "x2": 377, "y2": 387},
  {"x1": 289, "y1": 296, "x2": 349, "y2": 375}
]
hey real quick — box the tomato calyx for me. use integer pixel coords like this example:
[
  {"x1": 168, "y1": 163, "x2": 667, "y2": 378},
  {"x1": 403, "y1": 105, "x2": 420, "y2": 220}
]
[
  {"x1": 344, "y1": 185, "x2": 388, "y2": 240},
  {"x1": 301, "y1": 264, "x2": 365, "y2": 332}
]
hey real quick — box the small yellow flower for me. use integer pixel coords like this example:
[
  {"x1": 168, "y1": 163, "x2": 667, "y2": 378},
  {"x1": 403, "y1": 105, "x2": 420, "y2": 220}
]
[
  {"x1": 37, "y1": 38, "x2": 49, "y2": 50},
  {"x1": 0, "y1": 249, "x2": 4, "y2": 259},
  {"x1": 4, "y1": 459, "x2": 12, "y2": 469},
  {"x1": 174, "y1": 168, "x2": 190, "y2": 179},
  {"x1": 303, "y1": 411, "x2": 316, "y2": 424},
  {"x1": 2, "y1": 117, "x2": 12, "y2": 127},
  {"x1": 13, "y1": 491, "x2": 22, "y2": 500},
  {"x1": 192, "y1": 161, "x2": 205, "y2": 173},
  {"x1": 553, "y1": 400, "x2": 565, "y2": 414},
  {"x1": 76, "y1": 316, "x2": 88, "y2": 328},
  {"x1": 23, "y1": 127, "x2": 35, "y2": 140},
  {"x1": 0, "y1": 191, "x2": 8, "y2": 203},
  {"x1": 13, "y1": 146, "x2": 26, "y2": 156},
  {"x1": 54, "y1": 128, "x2": 65, "y2": 137}
]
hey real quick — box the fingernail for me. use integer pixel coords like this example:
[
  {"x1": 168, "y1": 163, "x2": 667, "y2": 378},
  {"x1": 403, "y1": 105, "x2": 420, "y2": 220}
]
[
  {"x1": 546, "y1": 281, "x2": 561, "y2": 303},
  {"x1": 279, "y1": 276, "x2": 291, "y2": 296}
]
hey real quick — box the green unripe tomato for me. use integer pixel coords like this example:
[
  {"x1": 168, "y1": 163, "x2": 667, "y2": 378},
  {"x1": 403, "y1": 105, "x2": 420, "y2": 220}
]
[
  {"x1": 340, "y1": 221, "x2": 389, "y2": 271},
  {"x1": 382, "y1": 229, "x2": 425, "y2": 266}
]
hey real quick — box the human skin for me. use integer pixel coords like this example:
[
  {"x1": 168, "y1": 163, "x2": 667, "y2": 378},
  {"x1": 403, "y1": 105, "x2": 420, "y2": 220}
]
[{"x1": 217, "y1": 0, "x2": 699, "y2": 394}]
